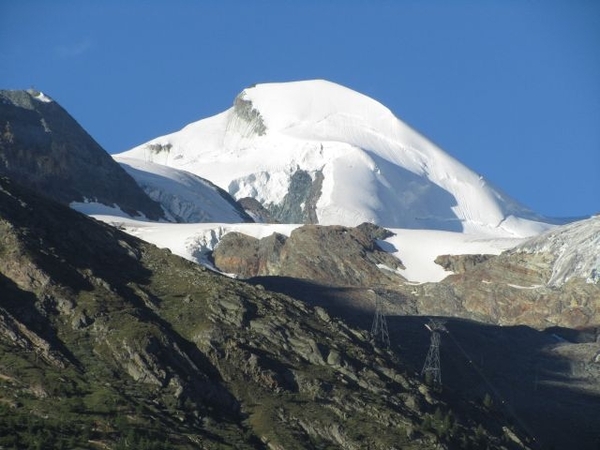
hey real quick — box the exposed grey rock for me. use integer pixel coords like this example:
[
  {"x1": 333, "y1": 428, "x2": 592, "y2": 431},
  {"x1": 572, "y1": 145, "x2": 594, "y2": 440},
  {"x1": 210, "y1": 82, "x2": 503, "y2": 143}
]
[
  {"x1": 267, "y1": 168, "x2": 324, "y2": 224},
  {"x1": 238, "y1": 196, "x2": 278, "y2": 223},
  {"x1": 327, "y1": 348, "x2": 342, "y2": 366},
  {"x1": 0, "y1": 89, "x2": 164, "y2": 219},
  {"x1": 226, "y1": 93, "x2": 267, "y2": 137}
]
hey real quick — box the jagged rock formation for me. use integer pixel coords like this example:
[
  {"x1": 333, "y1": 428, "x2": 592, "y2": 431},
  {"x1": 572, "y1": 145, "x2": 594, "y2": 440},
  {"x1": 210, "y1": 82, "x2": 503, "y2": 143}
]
[
  {"x1": 227, "y1": 93, "x2": 267, "y2": 137},
  {"x1": 212, "y1": 215, "x2": 599, "y2": 331},
  {"x1": 390, "y1": 217, "x2": 600, "y2": 329},
  {"x1": 0, "y1": 177, "x2": 529, "y2": 449},
  {"x1": 413, "y1": 248, "x2": 600, "y2": 330},
  {"x1": 238, "y1": 196, "x2": 278, "y2": 223},
  {"x1": 0, "y1": 89, "x2": 164, "y2": 219},
  {"x1": 434, "y1": 254, "x2": 495, "y2": 274},
  {"x1": 266, "y1": 168, "x2": 324, "y2": 224},
  {"x1": 212, "y1": 223, "x2": 405, "y2": 286}
]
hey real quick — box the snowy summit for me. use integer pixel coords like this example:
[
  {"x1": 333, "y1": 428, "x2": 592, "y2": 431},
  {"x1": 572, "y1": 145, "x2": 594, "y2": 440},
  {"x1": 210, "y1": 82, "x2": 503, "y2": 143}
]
[
  {"x1": 104, "y1": 80, "x2": 583, "y2": 283},
  {"x1": 117, "y1": 79, "x2": 552, "y2": 238}
]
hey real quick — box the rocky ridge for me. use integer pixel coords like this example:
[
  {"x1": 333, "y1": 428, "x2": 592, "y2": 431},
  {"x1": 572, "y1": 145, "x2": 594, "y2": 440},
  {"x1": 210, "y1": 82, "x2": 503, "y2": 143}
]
[
  {"x1": 213, "y1": 222, "x2": 404, "y2": 286},
  {"x1": 0, "y1": 89, "x2": 164, "y2": 219},
  {"x1": 212, "y1": 218, "x2": 600, "y2": 330},
  {"x1": 0, "y1": 176, "x2": 529, "y2": 449}
]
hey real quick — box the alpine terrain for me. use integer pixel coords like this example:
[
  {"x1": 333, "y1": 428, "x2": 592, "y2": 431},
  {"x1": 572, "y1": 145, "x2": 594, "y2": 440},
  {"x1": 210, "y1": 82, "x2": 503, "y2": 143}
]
[
  {"x1": 0, "y1": 177, "x2": 533, "y2": 449},
  {"x1": 0, "y1": 89, "x2": 164, "y2": 220},
  {"x1": 0, "y1": 80, "x2": 598, "y2": 449}
]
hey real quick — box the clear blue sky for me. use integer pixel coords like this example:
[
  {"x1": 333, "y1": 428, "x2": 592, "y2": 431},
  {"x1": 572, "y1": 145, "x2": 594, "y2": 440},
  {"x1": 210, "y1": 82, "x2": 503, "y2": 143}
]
[{"x1": 1, "y1": 1, "x2": 598, "y2": 218}]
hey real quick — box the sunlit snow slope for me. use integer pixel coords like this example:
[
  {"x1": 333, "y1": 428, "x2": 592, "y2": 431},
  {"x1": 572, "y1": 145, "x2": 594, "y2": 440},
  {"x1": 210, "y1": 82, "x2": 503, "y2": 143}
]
[{"x1": 117, "y1": 79, "x2": 553, "y2": 237}]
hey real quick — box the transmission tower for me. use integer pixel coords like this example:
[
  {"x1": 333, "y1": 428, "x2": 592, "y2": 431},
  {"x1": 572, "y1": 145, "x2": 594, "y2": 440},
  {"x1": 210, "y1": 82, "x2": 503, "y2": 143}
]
[
  {"x1": 421, "y1": 319, "x2": 447, "y2": 386},
  {"x1": 370, "y1": 289, "x2": 390, "y2": 348}
]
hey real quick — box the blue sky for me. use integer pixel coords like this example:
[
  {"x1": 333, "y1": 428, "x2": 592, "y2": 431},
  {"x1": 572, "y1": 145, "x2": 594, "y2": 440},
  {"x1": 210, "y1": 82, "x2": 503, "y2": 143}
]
[{"x1": 1, "y1": 1, "x2": 598, "y2": 218}]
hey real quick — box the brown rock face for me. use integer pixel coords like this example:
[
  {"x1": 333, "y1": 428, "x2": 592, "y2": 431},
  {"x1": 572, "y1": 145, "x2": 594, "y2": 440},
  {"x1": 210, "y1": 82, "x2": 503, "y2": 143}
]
[
  {"x1": 406, "y1": 249, "x2": 600, "y2": 330},
  {"x1": 212, "y1": 223, "x2": 405, "y2": 287},
  {"x1": 434, "y1": 254, "x2": 495, "y2": 274},
  {"x1": 213, "y1": 218, "x2": 600, "y2": 332}
]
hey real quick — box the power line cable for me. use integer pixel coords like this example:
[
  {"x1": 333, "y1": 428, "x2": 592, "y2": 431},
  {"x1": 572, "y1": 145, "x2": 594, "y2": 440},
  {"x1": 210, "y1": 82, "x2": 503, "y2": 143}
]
[{"x1": 445, "y1": 328, "x2": 541, "y2": 448}]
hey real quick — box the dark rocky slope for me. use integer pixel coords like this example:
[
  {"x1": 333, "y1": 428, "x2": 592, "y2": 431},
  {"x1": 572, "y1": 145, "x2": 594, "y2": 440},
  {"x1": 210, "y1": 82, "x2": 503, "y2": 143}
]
[
  {"x1": 0, "y1": 177, "x2": 530, "y2": 449},
  {"x1": 0, "y1": 89, "x2": 164, "y2": 219},
  {"x1": 211, "y1": 223, "x2": 600, "y2": 448},
  {"x1": 211, "y1": 219, "x2": 599, "y2": 331}
]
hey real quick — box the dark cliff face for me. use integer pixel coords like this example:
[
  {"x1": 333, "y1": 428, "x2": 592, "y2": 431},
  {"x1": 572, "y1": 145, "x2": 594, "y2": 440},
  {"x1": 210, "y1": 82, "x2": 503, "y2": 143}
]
[
  {"x1": 0, "y1": 89, "x2": 164, "y2": 219},
  {"x1": 212, "y1": 221, "x2": 600, "y2": 449},
  {"x1": 266, "y1": 168, "x2": 324, "y2": 224},
  {"x1": 0, "y1": 177, "x2": 531, "y2": 449}
]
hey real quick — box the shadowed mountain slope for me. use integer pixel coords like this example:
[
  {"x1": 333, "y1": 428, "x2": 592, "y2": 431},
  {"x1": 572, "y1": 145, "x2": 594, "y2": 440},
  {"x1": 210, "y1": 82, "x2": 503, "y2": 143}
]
[
  {"x1": 0, "y1": 176, "x2": 531, "y2": 449},
  {"x1": 0, "y1": 89, "x2": 164, "y2": 219}
]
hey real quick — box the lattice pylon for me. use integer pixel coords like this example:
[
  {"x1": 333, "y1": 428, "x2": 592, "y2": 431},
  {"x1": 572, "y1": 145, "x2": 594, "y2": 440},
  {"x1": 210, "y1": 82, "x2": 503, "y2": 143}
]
[
  {"x1": 370, "y1": 290, "x2": 390, "y2": 348},
  {"x1": 421, "y1": 319, "x2": 447, "y2": 386}
]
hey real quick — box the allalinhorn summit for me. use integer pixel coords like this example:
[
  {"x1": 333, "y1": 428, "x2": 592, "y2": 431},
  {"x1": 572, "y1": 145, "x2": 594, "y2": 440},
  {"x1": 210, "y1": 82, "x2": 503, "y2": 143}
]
[{"x1": 117, "y1": 79, "x2": 553, "y2": 237}]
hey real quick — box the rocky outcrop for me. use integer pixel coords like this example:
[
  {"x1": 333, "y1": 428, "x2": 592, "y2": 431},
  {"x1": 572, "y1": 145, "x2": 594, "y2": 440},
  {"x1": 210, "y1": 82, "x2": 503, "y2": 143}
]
[
  {"x1": 211, "y1": 216, "x2": 599, "y2": 330},
  {"x1": 0, "y1": 89, "x2": 164, "y2": 219},
  {"x1": 225, "y1": 93, "x2": 267, "y2": 138},
  {"x1": 238, "y1": 196, "x2": 278, "y2": 223},
  {"x1": 402, "y1": 219, "x2": 600, "y2": 330},
  {"x1": 212, "y1": 223, "x2": 405, "y2": 286},
  {"x1": 434, "y1": 254, "x2": 495, "y2": 274},
  {"x1": 235, "y1": 167, "x2": 325, "y2": 224},
  {"x1": 413, "y1": 249, "x2": 600, "y2": 329},
  {"x1": 267, "y1": 168, "x2": 324, "y2": 224}
]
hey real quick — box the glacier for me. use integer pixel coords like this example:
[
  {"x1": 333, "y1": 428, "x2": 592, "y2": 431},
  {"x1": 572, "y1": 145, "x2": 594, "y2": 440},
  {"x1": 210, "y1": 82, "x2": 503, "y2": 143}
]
[{"x1": 116, "y1": 79, "x2": 555, "y2": 238}]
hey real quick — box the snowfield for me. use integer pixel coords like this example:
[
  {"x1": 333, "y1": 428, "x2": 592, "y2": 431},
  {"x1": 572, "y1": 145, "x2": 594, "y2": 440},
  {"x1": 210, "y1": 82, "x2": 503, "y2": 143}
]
[
  {"x1": 117, "y1": 157, "x2": 250, "y2": 223},
  {"x1": 71, "y1": 79, "x2": 597, "y2": 285},
  {"x1": 116, "y1": 79, "x2": 555, "y2": 238},
  {"x1": 71, "y1": 205, "x2": 526, "y2": 283}
]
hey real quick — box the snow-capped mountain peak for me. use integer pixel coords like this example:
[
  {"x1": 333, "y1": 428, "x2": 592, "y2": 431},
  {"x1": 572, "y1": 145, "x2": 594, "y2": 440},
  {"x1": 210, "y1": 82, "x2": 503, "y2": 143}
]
[
  {"x1": 237, "y1": 79, "x2": 394, "y2": 133},
  {"x1": 117, "y1": 79, "x2": 554, "y2": 237}
]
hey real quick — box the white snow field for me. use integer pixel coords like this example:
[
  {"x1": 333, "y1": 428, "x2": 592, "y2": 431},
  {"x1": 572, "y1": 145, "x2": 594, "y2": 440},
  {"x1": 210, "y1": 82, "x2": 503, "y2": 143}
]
[
  {"x1": 70, "y1": 202, "x2": 525, "y2": 283},
  {"x1": 74, "y1": 208, "x2": 598, "y2": 285},
  {"x1": 116, "y1": 79, "x2": 554, "y2": 238},
  {"x1": 76, "y1": 79, "x2": 599, "y2": 285}
]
